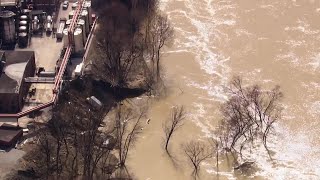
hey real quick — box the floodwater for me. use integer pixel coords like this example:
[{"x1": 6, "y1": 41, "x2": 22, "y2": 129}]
[{"x1": 128, "y1": 0, "x2": 320, "y2": 179}]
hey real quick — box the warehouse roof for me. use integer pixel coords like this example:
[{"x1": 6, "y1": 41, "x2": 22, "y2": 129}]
[
  {"x1": 0, "y1": 51, "x2": 35, "y2": 94},
  {"x1": 0, "y1": 123, "x2": 22, "y2": 147}
]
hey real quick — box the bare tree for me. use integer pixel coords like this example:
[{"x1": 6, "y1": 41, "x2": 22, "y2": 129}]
[
  {"x1": 34, "y1": 86, "x2": 115, "y2": 180},
  {"x1": 115, "y1": 102, "x2": 144, "y2": 167},
  {"x1": 95, "y1": 29, "x2": 144, "y2": 87},
  {"x1": 92, "y1": 0, "x2": 172, "y2": 93},
  {"x1": 47, "y1": 116, "x2": 69, "y2": 176},
  {"x1": 219, "y1": 76, "x2": 283, "y2": 161},
  {"x1": 38, "y1": 128, "x2": 54, "y2": 178},
  {"x1": 182, "y1": 141, "x2": 212, "y2": 177},
  {"x1": 148, "y1": 14, "x2": 174, "y2": 81},
  {"x1": 163, "y1": 105, "x2": 186, "y2": 153}
]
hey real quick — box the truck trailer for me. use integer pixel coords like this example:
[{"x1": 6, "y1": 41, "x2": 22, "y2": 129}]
[{"x1": 56, "y1": 17, "x2": 66, "y2": 40}]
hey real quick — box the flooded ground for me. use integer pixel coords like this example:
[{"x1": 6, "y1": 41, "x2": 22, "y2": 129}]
[{"x1": 128, "y1": 0, "x2": 320, "y2": 179}]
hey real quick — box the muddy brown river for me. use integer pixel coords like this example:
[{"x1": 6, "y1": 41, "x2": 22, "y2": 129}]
[{"x1": 128, "y1": 0, "x2": 320, "y2": 179}]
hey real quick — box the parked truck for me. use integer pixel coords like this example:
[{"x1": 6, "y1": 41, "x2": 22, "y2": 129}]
[
  {"x1": 56, "y1": 17, "x2": 67, "y2": 40},
  {"x1": 86, "y1": 96, "x2": 103, "y2": 110}
]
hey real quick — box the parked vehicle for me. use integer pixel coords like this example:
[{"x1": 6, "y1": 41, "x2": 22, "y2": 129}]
[
  {"x1": 46, "y1": 22, "x2": 52, "y2": 32},
  {"x1": 56, "y1": 18, "x2": 66, "y2": 39},
  {"x1": 46, "y1": 15, "x2": 52, "y2": 24},
  {"x1": 32, "y1": 16, "x2": 40, "y2": 33},
  {"x1": 86, "y1": 96, "x2": 103, "y2": 110},
  {"x1": 46, "y1": 15, "x2": 53, "y2": 33},
  {"x1": 72, "y1": 2, "x2": 78, "y2": 10},
  {"x1": 63, "y1": 1, "x2": 69, "y2": 10}
]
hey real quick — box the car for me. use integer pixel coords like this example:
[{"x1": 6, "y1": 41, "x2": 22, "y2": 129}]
[
  {"x1": 72, "y1": 2, "x2": 78, "y2": 10},
  {"x1": 46, "y1": 15, "x2": 52, "y2": 24},
  {"x1": 46, "y1": 22, "x2": 52, "y2": 32},
  {"x1": 32, "y1": 16, "x2": 40, "y2": 32},
  {"x1": 62, "y1": 1, "x2": 69, "y2": 10},
  {"x1": 45, "y1": 16, "x2": 53, "y2": 33}
]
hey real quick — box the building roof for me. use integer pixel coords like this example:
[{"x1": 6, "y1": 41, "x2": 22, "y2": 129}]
[
  {"x1": 0, "y1": 51, "x2": 35, "y2": 94},
  {"x1": 0, "y1": 0, "x2": 19, "y2": 7},
  {"x1": 0, "y1": 123, "x2": 22, "y2": 146}
]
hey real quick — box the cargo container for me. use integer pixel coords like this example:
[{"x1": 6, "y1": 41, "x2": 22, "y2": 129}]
[
  {"x1": 74, "y1": 63, "x2": 83, "y2": 77},
  {"x1": 86, "y1": 96, "x2": 103, "y2": 110},
  {"x1": 39, "y1": 71, "x2": 56, "y2": 77},
  {"x1": 56, "y1": 17, "x2": 67, "y2": 40}
]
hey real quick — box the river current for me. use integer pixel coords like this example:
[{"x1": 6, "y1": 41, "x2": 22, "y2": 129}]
[{"x1": 128, "y1": 1, "x2": 320, "y2": 179}]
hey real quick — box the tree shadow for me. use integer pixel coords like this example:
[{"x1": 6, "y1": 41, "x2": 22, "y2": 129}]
[{"x1": 165, "y1": 151, "x2": 182, "y2": 171}]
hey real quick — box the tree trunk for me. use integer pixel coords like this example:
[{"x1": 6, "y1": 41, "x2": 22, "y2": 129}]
[{"x1": 165, "y1": 130, "x2": 173, "y2": 153}]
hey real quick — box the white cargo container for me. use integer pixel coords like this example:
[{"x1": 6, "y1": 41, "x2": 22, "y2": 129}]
[
  {"x1": 74, "y1": 63, "x2": 83, "y2": 77},
  {"x1": 86, "y1": 96, "x2": 103, "y2": 110},
  {"x1": 56, "y1": 18, "x2": 67, "y2": 40},
  {"x1": 74, "y1": 27, "x2": 84, "y2": 54}
]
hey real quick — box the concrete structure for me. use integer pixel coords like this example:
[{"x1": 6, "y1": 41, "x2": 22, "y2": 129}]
[{"x1": 0, "y1": 51, "x2": 35, "y2": 113}]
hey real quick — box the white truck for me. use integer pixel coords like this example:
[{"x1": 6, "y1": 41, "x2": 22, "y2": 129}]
[
  {"x1": 56, "y1": 17, "x2": 67, "y2": 40},
  {"x1": 74, "y1": 63, "x2": 83, "y2": 77}
]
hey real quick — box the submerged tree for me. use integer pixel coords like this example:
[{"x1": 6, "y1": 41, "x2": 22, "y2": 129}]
[
  {"x1": 182, "y1": 141, "x2": 212, "y2": 177},
  {"x1": 114, "y1": 102, "x2": 144, "y2": 167},
  {"x1": 163, "y1": 105, "x2": 186, "y2": 154},
  {"x1": 218, "y1": 76, "x2": 283, "y2": 161},
  {"x1": 147, "y1": 14, "x2": 174, "y2": 81}
]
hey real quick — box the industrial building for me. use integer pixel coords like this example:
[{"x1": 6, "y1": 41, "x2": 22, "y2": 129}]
[
  {"x1": 0, "y1": 0, "x2": 95, "y2": 120},
  {"x1": 0, "y1": 0, "x2": 21, "y2": 12},
  {"x1": 0, "y1": 51, "x2": 35, "y2": 113},
  {"x1": 23, "y1": 0, "x2": 59, "y2": 14},
  {"x1": 0, "y1": 0, "x2": 59, "y2": 12}
]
